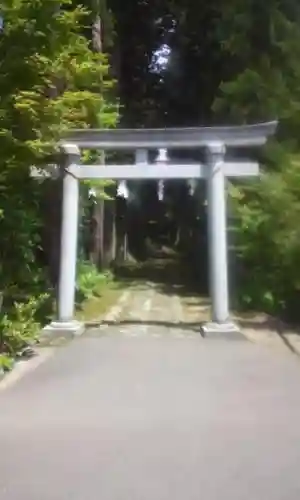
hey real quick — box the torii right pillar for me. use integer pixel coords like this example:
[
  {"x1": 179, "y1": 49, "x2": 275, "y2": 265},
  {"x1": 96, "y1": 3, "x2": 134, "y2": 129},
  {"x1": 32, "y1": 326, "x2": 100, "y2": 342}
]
[{"x1": 202, "y1": 142, "x2": 241, "y2": 338}]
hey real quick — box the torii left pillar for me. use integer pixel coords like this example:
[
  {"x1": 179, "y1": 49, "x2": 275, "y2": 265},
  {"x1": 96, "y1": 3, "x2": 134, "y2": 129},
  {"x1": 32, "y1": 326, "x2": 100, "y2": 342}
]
[{"x1": 43, "y1": 144, "x2": 84, "y2": 337}]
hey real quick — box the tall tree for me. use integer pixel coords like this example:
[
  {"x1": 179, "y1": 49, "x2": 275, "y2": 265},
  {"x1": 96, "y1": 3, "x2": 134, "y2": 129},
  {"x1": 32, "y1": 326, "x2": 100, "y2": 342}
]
[{"x1": 0, "y1": 0, "x2": 118, "y2": 291}]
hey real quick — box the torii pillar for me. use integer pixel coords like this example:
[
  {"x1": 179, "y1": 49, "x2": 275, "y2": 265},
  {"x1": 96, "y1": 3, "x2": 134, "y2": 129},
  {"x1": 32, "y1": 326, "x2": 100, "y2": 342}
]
[{"x1": 202, "y1": 142, "x2": 237, "y2": 337}]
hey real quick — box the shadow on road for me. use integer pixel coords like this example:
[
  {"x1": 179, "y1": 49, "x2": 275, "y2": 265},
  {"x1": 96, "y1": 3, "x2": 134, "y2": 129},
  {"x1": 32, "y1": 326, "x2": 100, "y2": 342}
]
[
  {"x1": 113, "y1": 254, "x2": 208, "y2": 298},
  {"x1": 238, "y1": 316, "x2": 300, "y2": 356},
  {"x1": 86, "y1": 319, "x2": 203, "y2": 333}
]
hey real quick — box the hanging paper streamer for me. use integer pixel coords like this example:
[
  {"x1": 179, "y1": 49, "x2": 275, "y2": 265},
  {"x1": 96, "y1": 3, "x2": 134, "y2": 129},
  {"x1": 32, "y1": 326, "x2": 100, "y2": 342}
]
[
  {"x1": 157, "y1": 179, "x2": 164, "y2": 201},
  {"x1": 88, "y1": 188, "x2": 97, "y2": 200},
  {"x1": 155, "y1": 148, "x2": 169, "y2": 202},
  {"x1": 155, "y1": 148, "x2": 169, "y2": 163},
  {"x1": 117, "y1": 180, "x2": 129, "y2": 199},
  {"x1": 188, "y1": 179, "x2": 197, "y2": 196}
]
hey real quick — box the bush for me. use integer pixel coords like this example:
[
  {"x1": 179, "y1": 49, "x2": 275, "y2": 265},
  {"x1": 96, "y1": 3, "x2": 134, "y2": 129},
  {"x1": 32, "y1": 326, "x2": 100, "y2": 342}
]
[
  {"x1": 76, "y1": 261, "x2": 113, "y2": 301},
  {"x1": 0, "y1": 294, "x2": 48, "y2": 371},
  {"x1": 230, "y1": 153, "x2": 300, "y2": 319}
]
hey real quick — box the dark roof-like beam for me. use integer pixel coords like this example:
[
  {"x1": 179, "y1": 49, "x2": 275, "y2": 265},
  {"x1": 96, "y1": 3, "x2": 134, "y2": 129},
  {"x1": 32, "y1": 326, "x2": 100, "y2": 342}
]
[{"x1": 61, "y1": 121, "x2": 278, "y2": 149}]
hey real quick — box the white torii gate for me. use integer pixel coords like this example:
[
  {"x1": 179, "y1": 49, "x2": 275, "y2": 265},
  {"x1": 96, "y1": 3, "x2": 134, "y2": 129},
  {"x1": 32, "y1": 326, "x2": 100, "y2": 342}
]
[{"x1": 35, "y1": 122, "x2": 277, "y2": 337}]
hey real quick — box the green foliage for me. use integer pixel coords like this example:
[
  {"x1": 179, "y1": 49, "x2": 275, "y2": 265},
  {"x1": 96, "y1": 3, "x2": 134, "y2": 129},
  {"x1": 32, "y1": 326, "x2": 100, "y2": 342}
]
[
  {"x1": 76, "y1": 260, "x2": 113, "y2": 300},
  {"x1": 0, "y1": 354, "x2": 14, "y2": 373},
  {"x1": 0, "y1": 0, "x2": 118, "y2": 365},
  {"x1": 0, "y1": 294, "x2": 49, "y2": 369},
  {"x1": 229, "y1": 153, "x2": 300, "y2": 316},
  {"x1": 211, "y1": 0, "x2": 300, "y2": 318},
  {"x1": 108, "y1": 0, "x2": 300, "y2": 322},
  {"x1": 0, "y1": 0, "x2": 118, "y2": 290},
  {"x1": 0, "y1": 174, "x2": 45, "y2": 290},
  {"x1": 0, "y1": 0, "x2": 118, "y2": 162},
  {"x1": 113, "y1": 0, "x2": 300, "y2": 321},
  {"x1": 214, "y1": 3, "x2": 300, "y2": 130}
]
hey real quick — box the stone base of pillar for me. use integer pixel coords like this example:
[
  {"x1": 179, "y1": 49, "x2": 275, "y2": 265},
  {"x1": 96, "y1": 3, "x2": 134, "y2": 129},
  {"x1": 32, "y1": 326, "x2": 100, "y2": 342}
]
[
  {"x1": 41, "y1": 320, "x2": 85, "y2": 340},
  {"x1": 201, "y1": 321, "x2": 243, "y2": 340}
]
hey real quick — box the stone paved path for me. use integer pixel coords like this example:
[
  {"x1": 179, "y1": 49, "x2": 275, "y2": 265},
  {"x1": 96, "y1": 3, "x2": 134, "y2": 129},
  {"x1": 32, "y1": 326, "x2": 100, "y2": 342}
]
[
  {"x1": 90, "y1": 282, "x2": 300, "y2": 357},
  {"x1": 91, "y1": 283, "x2": 210, "y2": 339}
]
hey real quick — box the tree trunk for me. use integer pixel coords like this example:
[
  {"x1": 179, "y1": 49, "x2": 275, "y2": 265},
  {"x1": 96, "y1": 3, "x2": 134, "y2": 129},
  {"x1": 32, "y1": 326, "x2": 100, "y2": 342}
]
[
  {"x1": 40, "y1": 179, "x2": 63, "y2": 288},
  {"x1": 88, "y1": 8, "x2": 105, "y2": 269}
]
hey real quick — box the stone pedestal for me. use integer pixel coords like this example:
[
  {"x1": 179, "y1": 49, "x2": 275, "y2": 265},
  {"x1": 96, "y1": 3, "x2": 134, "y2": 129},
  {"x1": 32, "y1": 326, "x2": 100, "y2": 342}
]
[
  {"x1": 201, "y1": 321, "x2": 243, "y2": 340},
  {"x1": 42, "y1": 320, "x2": 84, "y2": 340}
]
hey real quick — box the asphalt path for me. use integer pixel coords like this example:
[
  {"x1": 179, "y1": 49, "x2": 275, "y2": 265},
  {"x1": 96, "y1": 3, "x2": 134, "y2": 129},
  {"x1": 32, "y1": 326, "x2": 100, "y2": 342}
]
[{"x1": 1, "y1": 323, "x2": 300, "y2": 500}]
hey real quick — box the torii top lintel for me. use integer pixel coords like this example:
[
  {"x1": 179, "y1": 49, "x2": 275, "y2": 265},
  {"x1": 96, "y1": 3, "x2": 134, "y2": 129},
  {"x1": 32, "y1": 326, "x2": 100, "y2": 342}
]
[{"x1": 61, "y1": 121, "x2": 278, "y2": 150}]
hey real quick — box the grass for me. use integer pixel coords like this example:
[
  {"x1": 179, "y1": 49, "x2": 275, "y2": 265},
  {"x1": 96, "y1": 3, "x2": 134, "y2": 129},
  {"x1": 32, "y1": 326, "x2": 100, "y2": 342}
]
[{"x1": 75, "y1": 279, "x2": 125, "y2": 323}]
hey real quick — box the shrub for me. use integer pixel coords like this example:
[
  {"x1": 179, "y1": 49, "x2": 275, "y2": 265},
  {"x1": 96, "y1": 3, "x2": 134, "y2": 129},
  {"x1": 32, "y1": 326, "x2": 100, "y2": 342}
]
[
  {"x1": 76, "y1": 261, "x2": 113, "y2": 300},
  {"x1": 0, "y1": 294, "x2": 48, "y2": 370},
  {"x1": 230, "y1": 153, "x2": 300, "y2": 319}
]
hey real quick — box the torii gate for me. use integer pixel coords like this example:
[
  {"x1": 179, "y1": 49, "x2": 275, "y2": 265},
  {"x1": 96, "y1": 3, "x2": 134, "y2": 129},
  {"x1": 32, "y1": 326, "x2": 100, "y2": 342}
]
[{"x1": 35, "y1": 122, "x2": 277, "y2": 337}]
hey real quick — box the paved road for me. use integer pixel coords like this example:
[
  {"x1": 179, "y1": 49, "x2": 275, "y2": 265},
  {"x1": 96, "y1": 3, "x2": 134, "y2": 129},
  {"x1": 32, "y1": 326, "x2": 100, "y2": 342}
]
[{"x1": 1, "y1": 289, "x2": 300, "y2": 499}]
